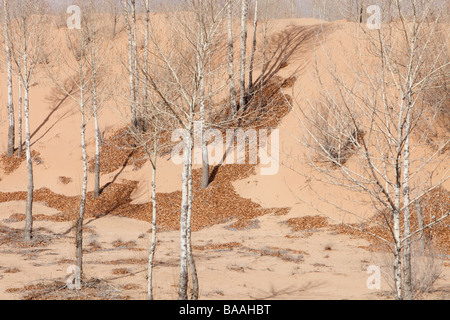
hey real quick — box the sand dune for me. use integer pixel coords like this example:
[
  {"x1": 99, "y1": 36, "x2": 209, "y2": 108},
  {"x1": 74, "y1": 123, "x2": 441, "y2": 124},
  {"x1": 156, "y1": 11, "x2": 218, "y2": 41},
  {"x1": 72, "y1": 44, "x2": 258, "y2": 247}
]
[{"x1": 0, "y1": 16, "x2": 448, "y2": 300}]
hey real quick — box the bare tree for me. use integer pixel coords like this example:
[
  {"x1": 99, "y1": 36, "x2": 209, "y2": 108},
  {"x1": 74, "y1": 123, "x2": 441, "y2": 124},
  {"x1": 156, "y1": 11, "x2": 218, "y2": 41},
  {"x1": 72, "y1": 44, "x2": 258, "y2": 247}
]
[
  {"x1": 143, "y1": 0, "x2": 229, "y2": 299},
  {"x1": 145, "y1": 126, "x2": 161, "y2": 300},
  {"x1": 3, "y1": 0, "x2": 15, "y2": 157},
  {"x1": 17, "y1": 74, "x2": 22, "y2": 157},
  {"x1": 127, "y1": 1, "x2": 166, "y2": 298},
  {"x1": 9, "y1": 0, "x2": 49, "y2": 240},
  {"x1": 122, "y1": 0, "x2": 139, "y2": 129},
  {"x1": 92, "y1": 55, "x2": 101, "y2": 199},
  {"x1": 258, "y1": 0, "x2": 270, "y2": 110},
  {"x1": 239, "y1": 0, "x2": 249, "y2": 110},
  {"x1": 142, "y1": 0, "x2": 151, "y2": 120},
  {"x1": 46, "y1": 0, "x2": 111, "y2": 283},
  {"x1": 89, "y1": 5, "x2": 115, "y2": 199},
  {"x1": 248, "y1": 0, "x2": 258, "y2": 95},
  {"x1": 294, "y1": 0, "x2": 449, "y2": 300},
  {"x1": 127, "y1": 96, "x2": 165, "y2": 300},
  {"x1": 227, "y1": 0, "x2": 237, "y2": 116}
]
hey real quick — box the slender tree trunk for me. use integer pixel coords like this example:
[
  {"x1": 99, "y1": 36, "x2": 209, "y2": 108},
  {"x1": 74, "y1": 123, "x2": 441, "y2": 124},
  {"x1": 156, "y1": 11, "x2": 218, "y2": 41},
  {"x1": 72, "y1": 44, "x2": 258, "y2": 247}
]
[
  {"x1": 18, "y1": 77, "x2": 23, "y2": 157},
  {"x1": 239, "y1": 0, "x2": 249, "y2": 110},
  {"x1": 4, "y1": 0, "x2": 15, "y2": 157},
  {"x1": 143, "y1": 0, "x2": 150, "y2": 115},
  {"x1": 200, "y1": 63, "x2": 209, "y2": 189},
  {"x1": 123, "y1": 0, "x2": 138, "y2": 129},
  {"x1": 393, "y1": 207, "x2": 402, "y2": 300},
  {"x1": 259, "y1": 19, "x2": 268, "y2": 110},
  {"x1": 92, "y1": 38, "x2": 101, "y2": 199},
  {"x1": 144, "y1": 4, "x2": 157, "y2": 298},
  {"x1": 248, "y1": 0, "x2": 258, "y2": 96},
  {"x1": 227, "y1": 0, "x2": 237, "y2": 116},
  {"x1": 22, "y1": 26, "x2": 33, "y2": 241},
  {"x1": 94, "y1": 109, "x2": 100, "y2": 198},
  {"x1": 402, "y1": 95, "x2": 413, "y2": 300},
  {"x1": 140, "y1": 0, "x2": 151, "y2": 133},
  {"x1": 393, "y1": 139, "x2": 403, "y2": 300},
  {"x1": 187, "y1": 140, "x2": 199, "y2": 299},
  {"x1": 208, "y1": 56, "x2": 213, "y2": 124},
  {"x1": 76, "y1": 92, "x2": 88, "y2": 285},
  {"x1": 131, "y1": 0, "x2": 139, "y2": 129},
  {"x1": 147, "y1": 156, "x2": 158, "y2": 300},
  {"x1": 178, "y1": 132, "x2": 192, "y2": 300},
  {"x1": 24, "y1": 84, "x2": 33, "y2": 241}
]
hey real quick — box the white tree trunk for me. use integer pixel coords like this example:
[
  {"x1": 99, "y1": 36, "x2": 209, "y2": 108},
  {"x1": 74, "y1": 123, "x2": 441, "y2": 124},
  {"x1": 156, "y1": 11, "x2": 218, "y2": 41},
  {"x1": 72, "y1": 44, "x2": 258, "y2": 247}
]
[
  {"x1": 24, "y1": 83, "x2": 33, "y2": 241},
  {"x1": 18, "y1": 76, "x2": 23, "y2": 157},
  {"x1": 123, "y1": 0, "x2": 138, "y2": 128},
  {"x1": 200, "y1": 64, "x2": 209, "y2": 189},
  {"x1": 4, "y1": 0, "x2": 15, "y2": 157},
  {"x1": 393, "y1": 121, "x2": 404, "y2": 299},
  {"x1": 94, "y1": 105, "x2": 100, "y2": 199},
  {"x1": 76, "y1": 87, "x2": 88, "y2": 285},
  {"x1": 248, "y1": 0, "x2": 258, "y2": 96},
  {"x1": 393, "y1": 197, "x2": 402, "y2": 300},
  {"x1": 143, "y1": 0, "x2": 150, "y2": 118},
  {"x1": 187, "y1": 139, "x2": 199, "y2": 299},
  {"x1": 239, "y1": 0, "x2": 249, "y2": 110},
  {"x1": 147, "y1": 157, "x2": 158, "y2": 300},
  {"x1": 227, "y1": 0, "x2": 237, "y2": 116},
  {"x1": 131, "y1": 0, "x2": 139, "y2": 128},
  {"x1": 21, "y1": 26, "x2": 33, "y2": 241},
  {"x1": 402, "y1": 94, "x2": 413, "y2": 300},
  {"x1": 92, "y1": 38, "x2": 101, "y2": 199},
  {"x1": 259, "y1": 19, "x2": 268, "y2": 110},
  {"x1": 178, "y1": 132, "x2": 192, "y2": 300}
]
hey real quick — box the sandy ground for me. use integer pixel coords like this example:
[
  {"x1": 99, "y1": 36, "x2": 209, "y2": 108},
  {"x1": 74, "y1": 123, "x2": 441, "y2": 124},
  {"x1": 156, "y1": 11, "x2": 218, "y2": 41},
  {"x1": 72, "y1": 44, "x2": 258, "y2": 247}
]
[
  {"x1": 0, "y1": 17, "x2": 448, "y2": 300},
  {"x1": 0, "y1": 201, "x2": 393, "y2": 300},
  {"x1": 1, "y1": 201, "x2": 448, "y2": 300}
]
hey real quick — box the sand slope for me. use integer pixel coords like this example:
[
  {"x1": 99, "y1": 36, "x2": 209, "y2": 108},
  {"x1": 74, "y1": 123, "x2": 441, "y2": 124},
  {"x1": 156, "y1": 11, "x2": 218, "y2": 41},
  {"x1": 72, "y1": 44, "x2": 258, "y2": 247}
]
[{"x1": 0, "y1": 17, "x2": 448, "y2": 300}]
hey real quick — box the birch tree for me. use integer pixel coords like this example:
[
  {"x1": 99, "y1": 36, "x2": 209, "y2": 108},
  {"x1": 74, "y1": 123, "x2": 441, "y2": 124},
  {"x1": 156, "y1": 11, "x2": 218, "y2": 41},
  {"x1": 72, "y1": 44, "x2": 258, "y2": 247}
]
[
  {"x1": 142, "y1": 0, "x2": 151, "y2": 122},
  {"x1": 248, "y1": 0, "x2": 258, "y2": 96},
  {"x1": 89, "y1": 4, "x2": 115, "y2": 199},
  {"x1": 239, "y1": 0, "x2": 249, "y2": 110},
  {"x1": 128, "y1": 85, "x2": 172, "y2": 299},
  {"x1": 143, "y1": 0, "x2": 228, "y2": 299},
  {"x1": 258, "y1": 0, "x2": 270, "y2": 110},
  {"x1": 295, "y1": 0, "x2": 449, "y2": 300},
  {"x1": 145, "y1": 124, "x2": 161, "y2": 300},
  {"x1": 92, "y1": 45, "x2": 101, "y2": 199},
  {"x1": 17, "y1": 75, "x2": 22, "y2": 157},
  {"x1": 126, "y1": 96, "x2": 165, "y2": 300},
  {"x1": 3, "y1": 0, "x2": 14, "y2": 157},
  {"x1": 46, "y1": 0, "x2": 110, "y2": 283},
  {"x1": 122, "y1": 0, "x2": 139, "y2": 129},
  {"x1": 127, "y1": 1, "x2": 168, "y2": 299},
  {"x1": 227, "y1": 0, "x2": 237, "y2": 116},
  {"x1": 9, "y1": 0, "x2": 49, "y2": 240}
]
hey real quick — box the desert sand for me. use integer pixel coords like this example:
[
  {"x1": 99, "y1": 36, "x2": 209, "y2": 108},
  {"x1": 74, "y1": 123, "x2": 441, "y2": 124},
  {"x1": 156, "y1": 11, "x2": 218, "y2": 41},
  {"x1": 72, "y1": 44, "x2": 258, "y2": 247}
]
[{"x1": 0, "y1": 16, "x2": 448, "y2": 300}]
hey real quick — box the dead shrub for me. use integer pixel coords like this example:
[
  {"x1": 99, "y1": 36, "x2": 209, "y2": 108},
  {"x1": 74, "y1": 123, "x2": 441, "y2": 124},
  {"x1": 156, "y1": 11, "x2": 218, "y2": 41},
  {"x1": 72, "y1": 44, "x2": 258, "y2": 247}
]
[
  {"x1": 373, "y1": 241, "x2": 443, "y2": 298},
  {"x1": 306, "y1": 101, "x2": 362, "y2": 167}
]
